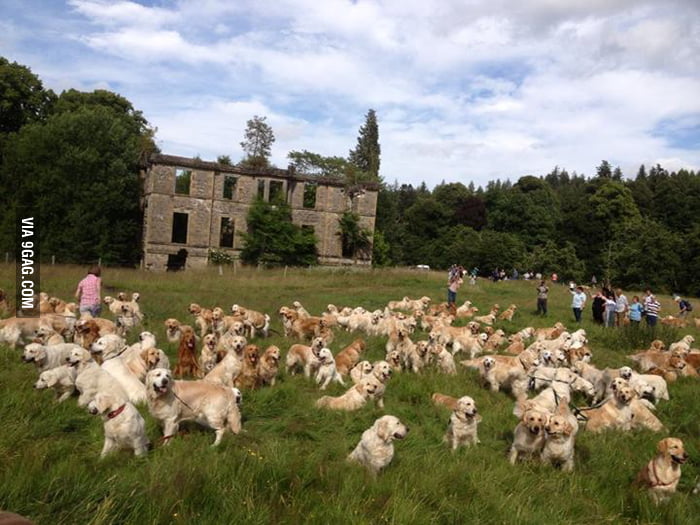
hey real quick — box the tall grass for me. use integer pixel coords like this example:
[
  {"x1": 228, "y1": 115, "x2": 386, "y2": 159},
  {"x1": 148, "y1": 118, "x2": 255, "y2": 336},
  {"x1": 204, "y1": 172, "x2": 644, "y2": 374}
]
[{"x1": 0, "y1": 265, "x2": 698, "y2": 524}]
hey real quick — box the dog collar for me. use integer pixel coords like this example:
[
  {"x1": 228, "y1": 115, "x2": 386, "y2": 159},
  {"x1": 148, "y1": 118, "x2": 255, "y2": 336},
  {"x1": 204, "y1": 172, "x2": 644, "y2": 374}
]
[
  {"x1": 649, "y1": 461, "x2": 676, "y2": 488},
  {"x1": 107, "y1": 404, "x2": 126, "y2": 420}
]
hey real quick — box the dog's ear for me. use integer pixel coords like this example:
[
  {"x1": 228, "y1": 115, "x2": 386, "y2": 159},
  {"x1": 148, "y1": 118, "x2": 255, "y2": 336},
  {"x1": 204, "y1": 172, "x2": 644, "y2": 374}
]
[
  {"x1": 92, "y1": 393, "x2": 111, "y2": 414},
  {"x1": 44, "y1": 371, "x2": 58, "y2": 388},
  {"x1": 375, "y1": 418, "x2": 391, "y2": 442},
  {"x1": 657, "y1": 438, "x2": 671, "y2": 455},
  {"x1": 562, "y1": 421, "x2": 574, "y2": 436}
]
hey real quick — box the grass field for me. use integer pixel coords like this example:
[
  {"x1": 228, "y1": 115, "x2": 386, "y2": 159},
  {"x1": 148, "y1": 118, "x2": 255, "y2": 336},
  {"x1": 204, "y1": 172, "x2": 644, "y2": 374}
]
[{"x1": 0, "y1": 264, "x2": 699, "y2": 524}]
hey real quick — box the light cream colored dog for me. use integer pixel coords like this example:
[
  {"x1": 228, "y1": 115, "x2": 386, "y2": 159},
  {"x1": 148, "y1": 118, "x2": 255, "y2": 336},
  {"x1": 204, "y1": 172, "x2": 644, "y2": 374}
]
[
  {"x1": 34, "y1": 366, "x2": 77, "y2": 402},
  {"x1": 350, "y1": 360, "x2": 374, "y2": 384},
  {"x1": 67, "y1": 347, "x2": 128, "y2": 408},
  {"x1": 431, "y1": 343, "x2": 457, "y2": 375},
  {"x1": 542, "y1": 405, "x2": 578, "y2": 472},
  {"x1": 146, "y1": 368, "x2": 242, "y2": 446},
  {"x1": 444, "y1": 396, "x2": 481, "y2": 450},
  {"x1": 635, "y1": 437, "x2": 688, "y2": 503},
  {"x1": 22, "y1": 342, "x2": 81, "y2": 373},
  {"x1": 508, "y1": 406, "x2": 548, "y2": 464},
  {"x1": 347, "y1": 415, "x2": 409, "y2": 475},
  {"x1": 315, "y1": 347, "x2": 345, "y2": 390},
  {"x1": 315, "y1": 375, "x2": 381, "y2": 411},
  {"x1": 88, "y1": 392, "x2": 149, "y2": 457}
]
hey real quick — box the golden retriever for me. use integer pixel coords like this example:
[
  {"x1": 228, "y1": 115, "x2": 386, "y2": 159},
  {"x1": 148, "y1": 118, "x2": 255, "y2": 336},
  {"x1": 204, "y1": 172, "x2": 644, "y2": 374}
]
[
  {"x1": 67, "y1": 347, "x2": 128, "y2": 407},
  {"x1": 146, "y1": 368, "x2": 242, "y2": 446},
  {"x1": 444, "y1": 396, "x2": 481, "y2": 449},
  {"x1": 258, "y1": 345, "x2": 281, "y2": 386},
  {"x1": 335, "y1": 338, "x2": 366, "y2": 377},
  {"x1": 88, "y1": 392, "x2": 149, "y2": 457},
  {"x1": 582, "y1": 384, "x2": 634, "y2": 432},
  {"x1": 347, "y1": 415, "x2": 409, "y2": 475},
  {"x1": 350, "y1": 360, "x2": 374, "y2": 384},
  {"x1": 315, "y1": 375, "x2": 381, "y2": 411},
  {"x1": 635, "y1": 437, "x2": 688, "y2": 503},
  {"x1": 200, "y1": 333, "x2": 220, "y2": 373},
  {"x1": 22, "y1": 342, "x2": 79, "y2": 373},
  {"x1": 315, "y1": 347, "x2": 345, "y2": 390},
  {"x1": 285, "y1": 337, "x2": 325, "y2": 378},
  {"x1": 33, "y1": 365, "x2": 77, "y2": 402},
  {"x1": 173, "y1": 326, "x2": 201, "y2": 379},
  {"x1": 508, "y1": 406, "x2": 548, "y2": 464},
  {"x1": 431, "y1": 343, "x2": 457, "y2": 375},
  {"x1": 188, "y1": 303, "x2": 213, "y2": 337},
  {"x1": 542, "y1": 405, "x2": 578, "y2": 471},
  {"x1": 431, "y1": 392, "x2": 459, "y2": 411},
  {"x1": 164, "y1": 318, "x2": 191, "y2": 344},
  {"x1": 233, "y1": 344, "x2": 260, "y2": 390},
  {"x1": 498, "y1": 304, "x2": 518, "y2": 321}
]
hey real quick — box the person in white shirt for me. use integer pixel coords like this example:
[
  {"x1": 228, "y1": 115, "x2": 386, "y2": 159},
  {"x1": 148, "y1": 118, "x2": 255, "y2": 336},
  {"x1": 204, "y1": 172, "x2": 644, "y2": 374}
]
[
  {"x1": 570, "y1": 285, "x2": 586, "y2": 323},
  {"x1": 615, "y1": 288, "x2": 628, "y2": 327}
]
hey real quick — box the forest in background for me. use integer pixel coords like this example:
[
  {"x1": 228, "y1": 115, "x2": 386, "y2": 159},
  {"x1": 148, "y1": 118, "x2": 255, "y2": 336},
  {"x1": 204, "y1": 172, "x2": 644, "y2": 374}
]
[{"x1": 1, "y1": 56, "x2": 699, "y2": 294}]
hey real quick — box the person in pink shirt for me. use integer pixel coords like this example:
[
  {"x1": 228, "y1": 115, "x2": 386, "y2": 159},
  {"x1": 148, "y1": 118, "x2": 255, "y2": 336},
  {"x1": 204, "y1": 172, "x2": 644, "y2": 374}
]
[{"x1": 75, "y1": 265, "x2": 102, "y2": 317}]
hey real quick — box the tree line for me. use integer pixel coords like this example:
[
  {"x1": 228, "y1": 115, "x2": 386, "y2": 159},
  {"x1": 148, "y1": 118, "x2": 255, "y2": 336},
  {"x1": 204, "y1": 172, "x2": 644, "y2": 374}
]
[{"x1": 374, "y1": 164, "x2": 700, "y2": 295}]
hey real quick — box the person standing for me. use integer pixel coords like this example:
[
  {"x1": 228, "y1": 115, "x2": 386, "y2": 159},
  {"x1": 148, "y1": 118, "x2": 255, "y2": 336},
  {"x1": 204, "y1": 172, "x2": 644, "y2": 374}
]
[
  {"x1": 536, "y1": 280, "x2": 549, "y2": 316},
  {"x1": 643, "y1": 289, "x2": 661, "y2": 328},
  {"x1": 615, "y1": 288, "x2": 629, "y2": 327},
  {"x1": 628, "y1": 296, "x2": 643, "y2": 326},
  {"x1": 75, "y1": 265, "x2": 102, "y2": 317},
  {"x1": 447, "y1": 267, "x2": 464, "y2": 314},
  {"x1": 591, "y1": 290, "x2": 605, "y2": 324},
  {"x1": 604, "y1": 291, "x2": 617, "y2": 328},
  {"x1": 570, "y1": 285, "x2": 587, "y2": 323}
]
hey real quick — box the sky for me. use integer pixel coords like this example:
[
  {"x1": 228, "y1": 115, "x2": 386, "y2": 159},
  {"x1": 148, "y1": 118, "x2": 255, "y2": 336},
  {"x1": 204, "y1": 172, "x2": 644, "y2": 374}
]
[{"x1": 2, "y1": 0, "x2": 700, "y2": 188}]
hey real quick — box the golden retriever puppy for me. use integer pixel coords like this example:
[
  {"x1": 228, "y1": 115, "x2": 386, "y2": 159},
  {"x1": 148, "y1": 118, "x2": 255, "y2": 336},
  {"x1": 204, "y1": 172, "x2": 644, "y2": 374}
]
[
  {"x1": 34, "y1": 366, "x2": 77, "y2": 402},
  {"x1": 285, "y1": 337, "x2": 325, "y2": 378},
  {"x1": 431, "y1": 343, "x2": 457, "y2": 375},
  {"x1": 335, "y1": 338, "x2": 366, "y2": 377},
  {"x1": 67, "y1": 347, "x2": 128, "y2": 407},
  {"x1": 22, "y1": 342, "x2": 80, "y2": 373},
  {"x1": 508, "y1": 407, "x2": 548, "y2": 464},
  {"x1": 444, "y1": 396, "x2": 481, "y2": 450},
  {"x1": 315, "y1": 375, "x2": 381, "y2": 410},
  {"x1": 258, "y1": 345, "x2": 281, "y2": 386},
  {"x1": 542, "y1": 406, "x2": 578, "y2": 472},
  {"x1": 431, "y1": 392, "x2": 459, "y2": 410},
  {"x1": 200, "y1": 333, "x2": 220, "y2": 373},
  {"x1": 234, "y1": 344, "x2": 260, "y2": 390},
  {"x1": 173, "y1": 326, "x2": 201, "y2": 379},
  {"x1": 88, "y1": 392, "x2": 149, "y2": 457},
  {"x1": 146, "y1": 368, "x2": 242, "y2": 446},
  {"x1": 583, "y1": 384, "x2": 634, "y2": 433},
  {"x1": 635, "y1": 437, "x2": 688, "y2": 503},
  {"x1": 348, "y1": 415, "x2": 409, "y2": 475},
  {"x1": 350, "y1": 360, "x2": 374, "y2": 384},
  {"x1": 315, "y1": 347, "x2": 345, "y2": 390}
]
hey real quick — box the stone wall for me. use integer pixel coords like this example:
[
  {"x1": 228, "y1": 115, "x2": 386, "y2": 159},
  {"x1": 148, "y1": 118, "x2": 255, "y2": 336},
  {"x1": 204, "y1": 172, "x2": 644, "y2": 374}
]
[{"x1": 142, "y1": 154, "x2": 378, "y2": 270}]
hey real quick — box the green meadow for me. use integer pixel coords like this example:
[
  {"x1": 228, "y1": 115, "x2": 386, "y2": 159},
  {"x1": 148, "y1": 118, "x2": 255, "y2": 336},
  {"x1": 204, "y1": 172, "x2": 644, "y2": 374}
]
[{"x1": 0, "y1": 264, "x2": 698, "y2": 524}]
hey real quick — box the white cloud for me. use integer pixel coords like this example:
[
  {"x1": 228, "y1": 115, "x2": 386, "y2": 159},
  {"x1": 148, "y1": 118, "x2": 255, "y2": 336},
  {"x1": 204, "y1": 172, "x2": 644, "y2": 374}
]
[{"x1": 1, "y1": 0, "x2": 699, "y2": 188}]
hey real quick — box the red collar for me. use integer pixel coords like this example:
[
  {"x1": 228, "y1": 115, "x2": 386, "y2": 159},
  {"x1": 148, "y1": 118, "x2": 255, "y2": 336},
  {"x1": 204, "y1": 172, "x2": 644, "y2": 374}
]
[{"x1": 107, "y1": 404, "x2": 126, "y2": 419}]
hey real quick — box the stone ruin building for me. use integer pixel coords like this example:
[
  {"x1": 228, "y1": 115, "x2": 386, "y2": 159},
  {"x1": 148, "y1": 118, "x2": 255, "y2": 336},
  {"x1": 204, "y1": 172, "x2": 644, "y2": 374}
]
[{"x1": 140, "y1": 154, "x2": 379, "y2": 270}]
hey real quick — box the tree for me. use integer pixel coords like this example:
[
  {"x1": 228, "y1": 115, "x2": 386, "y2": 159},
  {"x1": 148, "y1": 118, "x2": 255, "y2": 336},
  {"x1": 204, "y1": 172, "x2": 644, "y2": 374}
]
[
  {"x1": 217, "y1": 155, "x2": 232, "y2": 165},
  {"x1": 596, "y1": 160, "x2": 613, "y2": 179},
  {"x1": 240, "y1": 199, "x2": 317, "y2": 267},
  {"x1": 239, "y1": 115, "x2": 275, "y2": 169},
  {"x1": 337, "y1": 211, "x2": 372, "y2": 261},
  {"x1": 287, "y1": 150, "x2": 350, "y2": 178},
  {"x1": 0, "y1": 57, "x2": 55, "y2": 136},
  {"x1": 348, "y1": 109, "x2": 381, "y2": 181}
]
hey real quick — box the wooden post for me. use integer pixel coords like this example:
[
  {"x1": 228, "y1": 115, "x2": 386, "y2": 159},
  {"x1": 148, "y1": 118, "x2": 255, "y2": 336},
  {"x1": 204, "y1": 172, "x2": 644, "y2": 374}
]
[
  {"x1": 218, "y1": 264, "x2": 223, "y2": 276},
  {"x1": 51, "y1": 255, "x2": 55, "y2": 265},
  {"x1": 98, "y1": 257, "x2": 102, "y2": 267},
  {"x1": 284, "y1": 265, "x2": 288, "y2": 278},
  {"x1": 4, "y1": 252, "x2": 8, "y2": 264}
]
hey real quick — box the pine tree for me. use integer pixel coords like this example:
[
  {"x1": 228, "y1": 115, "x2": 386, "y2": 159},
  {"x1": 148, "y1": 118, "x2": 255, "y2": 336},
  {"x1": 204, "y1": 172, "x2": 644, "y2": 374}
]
[
  {"x1": 348, "y1": 109, "x2": 381, "y2": 181},
  {"x1": 240, "y1": 115, "x2": 275, "y2": 169}
]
